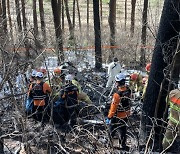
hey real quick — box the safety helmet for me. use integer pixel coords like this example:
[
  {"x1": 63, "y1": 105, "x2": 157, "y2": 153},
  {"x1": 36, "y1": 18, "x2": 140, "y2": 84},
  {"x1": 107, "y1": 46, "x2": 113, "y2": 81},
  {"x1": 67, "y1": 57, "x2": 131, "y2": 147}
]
[
  {"x1": 130, "y1": 73, "x2": 138, "y2": 81},
  {"x1": 31, "y1": 70, "x2": 37, "y2": 77},
  {"x1": 145, "y1": 63, "x2": 151, "y2": 72},
  {"x1": 115, "y1": 73, "x2": 126, "y2": 82},
  {"x1": 65, "y1": 74, "x2": 74, "y2": 81},
  {"x1": 54, "y1": 68, "x2": 61, "y2": 74},
  {"x1": 36, "y1": 72, "x2": 44, "y2": 78}
]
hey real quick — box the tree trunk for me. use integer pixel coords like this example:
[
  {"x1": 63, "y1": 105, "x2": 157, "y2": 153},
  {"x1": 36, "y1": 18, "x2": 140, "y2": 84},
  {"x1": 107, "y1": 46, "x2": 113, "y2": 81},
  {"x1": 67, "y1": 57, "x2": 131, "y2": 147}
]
[
  {"x1": 64, "y1": 0, "x2": 74, "y2": 40},
  {"x1": 62, "y1": 0, "x2": 64, "y2": 33},
  {"x1": 33, "y1": 0, "x2": 38, "y2": 37},
  {"x1": 73, "y1": 0, "x2": 75, "y2": 29},
  {"x1": 58, "y1": 0, "x2": 62, "y2": 29},
  {"x1": 141, "y1": 0, "x2": 180, "y2": 150},
  {"x1": 21, "y1": 0, "x2": 27, "y2": 32},
  {"x1": 140, "y1": 0, "x2": 148, "y2": 67},
  {"x1": 76, "y1": 0, "x2": 81, "y2": 32},
  {"x1": 130, "y1": 0, "x2": 136, "y2": 37},
  {"x1": 100, "y1": 0, "x2": 102, "y2": 24},
  {"x1": 108, "y1": 0, "x2": 116, "y2": 61},
  {"x1": 87, "y1": 0, "x2": 89, "y2": 38},
  {"x1": 93, "y1": 0, "x2": 102, "y2": 70},
  {"x1": 39, "y1": 0, "x2": 47, "y2": 44},
  {"x1": 7, "y1": 0, "x2": 14, "y2": 43},
  {"x1": 15, "y1": 0, "x2": 22, "y2": 33},
  {"x1": 51, "y1": 0, "x2": 64, "y2": 63},
  {"x1": 2, "y1": 0, "x2": 7, "y2": 33},
  {"x1": 124, "y1": 0, "x2": 127, "y2": 30}
]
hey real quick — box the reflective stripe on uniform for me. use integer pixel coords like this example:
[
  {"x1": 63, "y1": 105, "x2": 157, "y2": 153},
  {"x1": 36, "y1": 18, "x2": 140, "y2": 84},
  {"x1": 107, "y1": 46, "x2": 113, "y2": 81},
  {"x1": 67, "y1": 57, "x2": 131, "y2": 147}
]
[
  {"x1": 169, "y1": 112, "x2": 179, "y2": 124},
  {"x1": 169, "y1": 101, "x2": 180, "y2": 112},
  {"x1": 170, "y1": 97, "x2": 180, "y2": 105}
]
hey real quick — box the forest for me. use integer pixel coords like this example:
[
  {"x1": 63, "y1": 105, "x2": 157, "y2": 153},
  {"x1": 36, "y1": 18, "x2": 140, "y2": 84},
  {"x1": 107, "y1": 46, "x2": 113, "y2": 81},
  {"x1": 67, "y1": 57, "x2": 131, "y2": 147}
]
[{"x1": 0, "y1": 0, "x2": 180, "y2": 153}]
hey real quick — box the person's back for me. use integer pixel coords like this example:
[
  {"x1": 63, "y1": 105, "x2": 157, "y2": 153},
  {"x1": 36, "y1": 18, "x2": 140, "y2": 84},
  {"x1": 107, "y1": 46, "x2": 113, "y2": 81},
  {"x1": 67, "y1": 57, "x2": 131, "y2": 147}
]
[
  {"x1": 162, "y1": 88, "x2": 180, "y2": 152},
  {"x1": 28, "y1": 72, "x2": 51, "y2": 122}
]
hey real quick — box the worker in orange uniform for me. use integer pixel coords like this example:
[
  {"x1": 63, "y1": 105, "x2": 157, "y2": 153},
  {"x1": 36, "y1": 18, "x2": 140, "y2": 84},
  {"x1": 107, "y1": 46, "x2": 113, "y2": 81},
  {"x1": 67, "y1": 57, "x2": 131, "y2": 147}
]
[
  {"x1": 28, "y1": 72, "x2": 51, "y2": 122},
  {"x1": 106, "y1": 73, "x2": 131, "y2": 151}
]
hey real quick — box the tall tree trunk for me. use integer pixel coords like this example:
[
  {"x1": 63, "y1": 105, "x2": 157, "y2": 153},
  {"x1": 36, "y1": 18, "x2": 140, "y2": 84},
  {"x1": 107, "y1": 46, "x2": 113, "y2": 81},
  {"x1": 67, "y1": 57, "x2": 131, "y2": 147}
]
[
  {"x1": 73, "y1": 0, "x2": 75, "y2": 29},
  {"x1": 15, "y1": 0, "x2": 22, "y2": 33},
  {"x1": 7, "y1": 0, "x2": 14, "y2": 43},
  {"x1": 141, "y1": 0, "x2": 180, "y2": 150},
  {"x1": 130, "y1": 0, "x2": 136, "y2": 37},
  {"x1": 51, "y1": 0, "x2": 64, "y2": 63},
  {"x1": 140, "y1": 0, "x2": 148, "y2": 67},
  {"x1": 33, "y1": 0, "x2": 38, "y2": 37},
  {"x1": 21, "y1": 0, "x2": 30, "y2": 60},
  {"x1": 87, "y1": 0, "x2": 89, "y2": 38},
  {"x1": 76, "y1": 0, "x2": 81, "y2": 32},
  {"x1": 124, "y1": 0, "x2": 127, "y2": 30},
  {"x1": 21, "y1": 0, "x2": 27, "y2": 32},
  {"x1": 64, "y1": 0, "x2": 74, "y2": 40},
  {"x1": 108, "y1": 0, "x2": 116, "y2": 61},
  {"x1": 2, "y1": 0, "x2": 7, "y2": 33},
  {"x1": 93, "y1": 0, "x2": 102, "y2": 70},
  {"x1": 100, "y1": 0, "x2": 102, "y2": 24},
  {"x1": 39, "y1": 0, "x2": 47, "y2": 44},
  {"x1": 62, "y1": 0, "x2": 64, "y2": 33},
  {"x1": 58, "y1": 0, "x2": 62, "y2": 29}
]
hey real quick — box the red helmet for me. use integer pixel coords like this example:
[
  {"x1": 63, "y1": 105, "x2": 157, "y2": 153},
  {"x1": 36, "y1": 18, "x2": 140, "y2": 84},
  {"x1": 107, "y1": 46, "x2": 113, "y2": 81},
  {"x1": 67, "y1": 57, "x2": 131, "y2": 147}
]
[
  {"x1": 145, "y1": 63, "x2": 151, "y2": 72},
  {"x1": 130, "y1": 73, "x2": 138, "y2": 81},
  {"x1": 54, "y1": 68, "x2": 61, "y2": 74}
]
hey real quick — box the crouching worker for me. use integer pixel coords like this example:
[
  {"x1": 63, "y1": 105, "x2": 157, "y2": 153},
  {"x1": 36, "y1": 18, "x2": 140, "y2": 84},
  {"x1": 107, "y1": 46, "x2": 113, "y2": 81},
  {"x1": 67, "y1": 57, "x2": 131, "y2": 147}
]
[
  {"x1": 106, "y1": 73, "x2": 131, "y2": 151},
  {"x1": 28, "y1": 72, "x2": 51, "y2": 123},
  {"x1": 53, "y1": 74, "x2": 79, "y2": 127}
]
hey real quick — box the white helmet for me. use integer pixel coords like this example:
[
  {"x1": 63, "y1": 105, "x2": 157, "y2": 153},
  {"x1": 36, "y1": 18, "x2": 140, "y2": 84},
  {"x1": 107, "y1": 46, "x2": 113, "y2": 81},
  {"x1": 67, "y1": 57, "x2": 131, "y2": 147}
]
[
  {"x1": 31, "y1": 70, "x2": 37, "y2": 77},
  {"x1": 65, "y1": 74, "x2": 74, "y2": 81},
  {"x1": 115, "y1": 73, "x2": 126, "y2": 82},
  {"x1": 36, "y1": 72, "x2": 43, "y2": 78}
]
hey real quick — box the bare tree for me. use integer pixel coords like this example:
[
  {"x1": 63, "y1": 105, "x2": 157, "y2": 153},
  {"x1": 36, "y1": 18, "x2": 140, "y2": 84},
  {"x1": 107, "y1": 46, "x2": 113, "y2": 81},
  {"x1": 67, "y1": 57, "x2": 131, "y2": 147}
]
[
  {"x1": 73, "y1": 0, "x2": 75, "y2": 29},
  {"x1": 39, "y1": 0, "x2": 47, "y2": 43},
  {"x1": 124, "y1": 0, "x2": 127, "y2": 30},
  {"x1": 87, "y1": 0, "x2": 89, "y2": 38},
  {"x1": 51, "y1": 0, "x2": 64, "y2": 62},
  {"x1": 76, "y1": 0, "x2": 81, "y2": 32},
  {"x1": 93, "y1": 0, "x2": 102, "y2": 70},
  {"x1": 1, "y1": 0, "x2": 7, "y2": 34},
  {"x1": 61, "y1": 0, "x2": 64, "y2": 33},
  {"x1": 33, "y1": 0, "x2": 38, "y2": 37},
  {"x1": 108, "y1": 0, "x2": 116, "y2": 61},
  {"x1": 140, "y1": 0, "x2": 148, "y2": 67},
  {"x1": 130, "y1": 0, "x2": 136, "y2": 37},
  {"x1": 15, "y1": 0, "x2": 22, "y2": 33},
  {"x1": 21, "y1": 0, "x2": 27, "y2": 32},
  {"x1": 64, "y1": 0, "x2": 74, "y2": 41},
  {"x1": 7, "y1": 0, "x2": 14, "y2": 42}
]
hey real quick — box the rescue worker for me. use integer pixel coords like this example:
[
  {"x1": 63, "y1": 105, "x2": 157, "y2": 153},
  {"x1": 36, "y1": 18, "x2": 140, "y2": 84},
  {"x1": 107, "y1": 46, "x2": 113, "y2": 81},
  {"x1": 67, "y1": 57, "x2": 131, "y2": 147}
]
[
  {"x1": 25, "y1": 70, "x2": 37, "y2": 114},
  {"x1": 129, "y1": 73, "x2": 143, "y2": 94},
  {"x1": 162, "y1": 88, "x2": 180, "y2": 151},
  {"x1": 106, "y1": 73, "x2": 131, "y2": 150},
  {"x1": 50, "y1": 68, "x2": 64, "y2": 102},
  {"x1": 106, "y1": 57, "x2": 121, "y2": 88},
  {"x1": 55, "y1": 74, "x2": 79, "y2": 126},
  {"x1": 28, "y1": 72, "x2": 51, "y2": 122},
  {"x1": 142, "y1": 63, "x2": 151, "y2": 100},
  {"x1": 72, "y1": 75, "x2": 92, "y2": 104}
]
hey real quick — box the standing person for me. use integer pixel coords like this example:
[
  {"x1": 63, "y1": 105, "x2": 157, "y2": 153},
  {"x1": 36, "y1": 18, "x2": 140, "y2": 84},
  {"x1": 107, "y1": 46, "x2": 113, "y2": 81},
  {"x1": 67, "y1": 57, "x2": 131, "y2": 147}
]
[
  {"x1": 106, "y1": 73, "x2": 131, "y2": 151},
  {"x1": 142, "y1": 63, "x2": 151, "y2": 100},
  {"x1": 162, "y1": 88, "x2": 180, "y2": 152},
  {"x1": 106, "y1": 57, "x2": 121, "y2": 88},
  {"x1": 28, "y1": 72, "x2": 51, "y2": 123}
]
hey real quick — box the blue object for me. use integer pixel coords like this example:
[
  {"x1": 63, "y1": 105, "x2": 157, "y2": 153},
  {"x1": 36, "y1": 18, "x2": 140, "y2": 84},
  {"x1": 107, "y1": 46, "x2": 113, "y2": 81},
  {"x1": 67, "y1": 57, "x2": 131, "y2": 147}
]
[
  {"x1": 54, "y1": 98, "x2": 65, "y2": 108},
  {"x1": 25, "y1": 97, "x2": 33, "y2": 113},
  {"x1": 105, "y1": 118, "x2": 111, "y2": 124}
]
